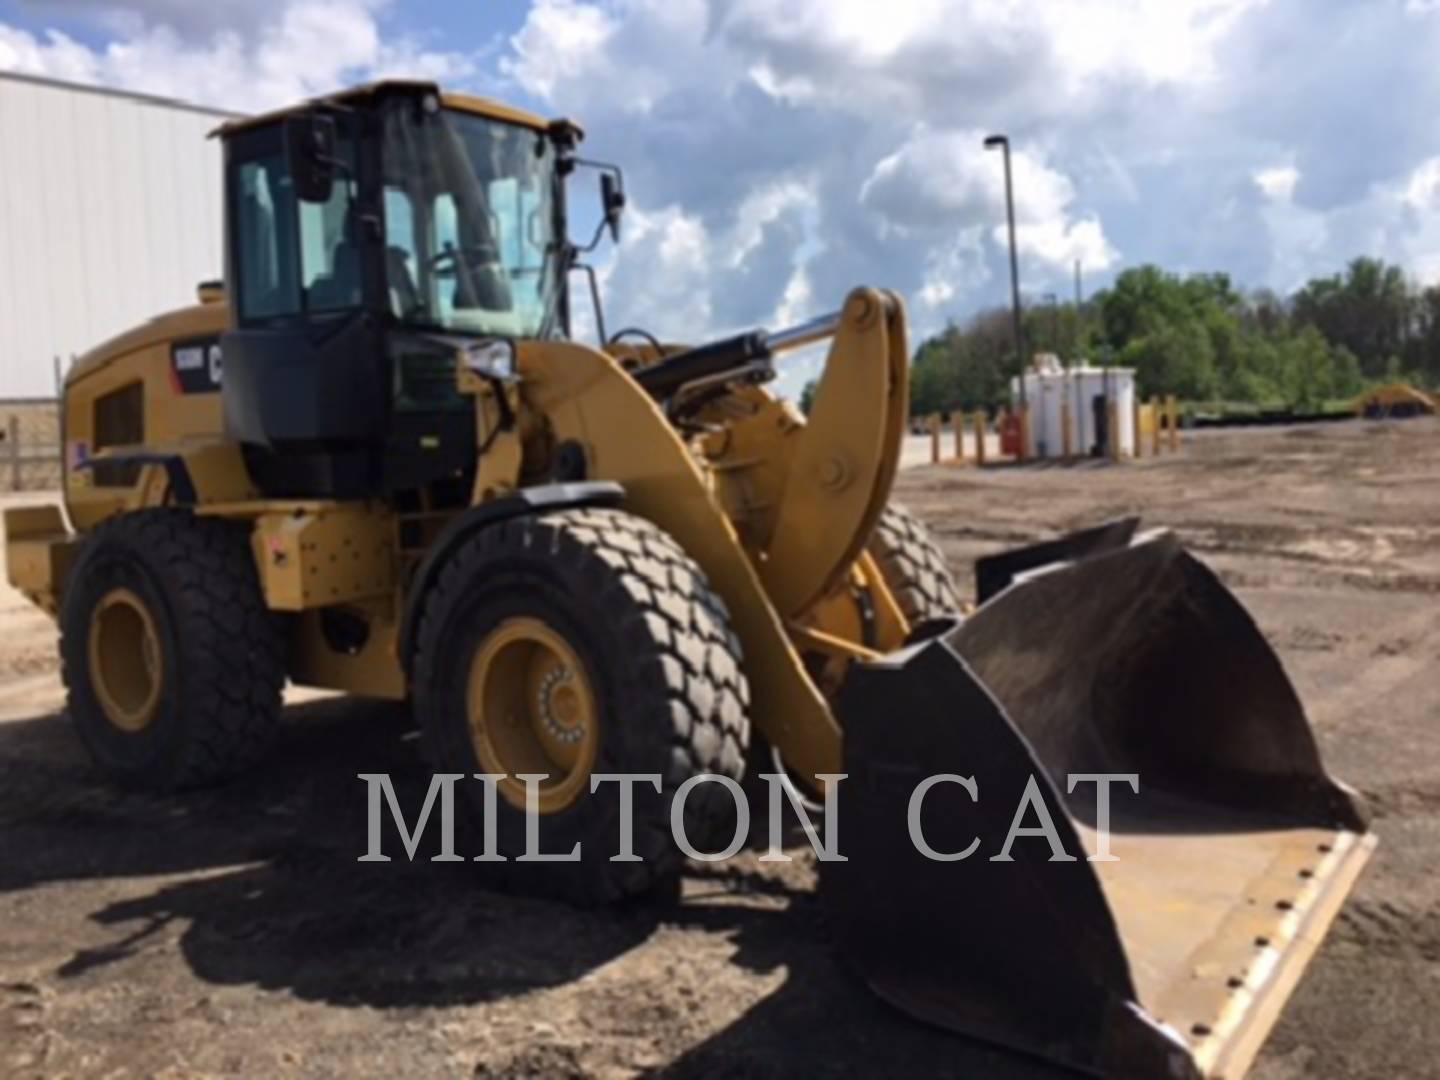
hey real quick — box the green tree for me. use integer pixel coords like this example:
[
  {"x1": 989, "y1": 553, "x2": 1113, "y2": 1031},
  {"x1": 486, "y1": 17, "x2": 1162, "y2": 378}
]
[
  {"x1": 913, "y1": 255, "x2": 1423, "y2": 414},
  {"x1": 1276, "y1": 327, "x2": 1335, "y2": 409},
  {"x1": 1291, "y1": 257, "x2": 1410, "y2": 377},
  {"x1": 798, "y1": 379, "x2": 818, "y2": 416},
  {"x1": 909, "y1": 311, "x2": 1013, "y2": 417},
  {"x1": 1330, "y1": 346, "x2": 1365, "y2": 400},
  {"x1": 1120, "y1": 320, "x2": 1220, "y2": 400}
]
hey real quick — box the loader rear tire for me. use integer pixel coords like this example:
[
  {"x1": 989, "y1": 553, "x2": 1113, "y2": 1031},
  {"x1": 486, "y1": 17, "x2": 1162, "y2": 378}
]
[
  {"x1": 60, "y1": 510, "x2": 284, "y2": 790},
  {"x1": 867, "y1": 503, "x2": 963, "y2": 625},
  {"x1": 412, "y1": 507, "x2": 750, "y2": 903}
]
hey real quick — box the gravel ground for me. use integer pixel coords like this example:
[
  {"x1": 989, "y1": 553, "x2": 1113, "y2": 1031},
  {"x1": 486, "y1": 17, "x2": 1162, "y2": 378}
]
[{"x1": 1, "y1": 417, "x2": 1437, "y2": 1078}]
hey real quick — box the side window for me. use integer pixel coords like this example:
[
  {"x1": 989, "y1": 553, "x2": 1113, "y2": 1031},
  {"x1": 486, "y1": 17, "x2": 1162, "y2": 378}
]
[
  {"x1": 233, "y1": 123, "x2": 359, "y2": 323},
  {"x1": 432, "y1": 193, "x2": 459, "y2": 251},
  {"x1": 236, "y1": 156, "x2": 298, "y2": 320},
  {"x1": 488, "y1": 176, "x2": 546, "y2": 326},
  {"x1": 299, "y1": 179, "x2": 359, "y2": 312},
  {"x1": 91, "y1": 382, "x2": 144, "y2": 488},
  {"x1": 384, "y1": 187, "x2": 418, "y2": 317},
  {"x1": 431, "y1": 193, "x2": 459, "y2": 321},
  {"x1": 488, "y1": 178, "x2": 521, "y2": 268}
]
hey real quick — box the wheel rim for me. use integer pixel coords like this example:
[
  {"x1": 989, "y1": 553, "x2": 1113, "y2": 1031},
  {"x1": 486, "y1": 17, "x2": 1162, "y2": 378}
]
[
  {"x1": 466, "y1": 616, "x2": 600, "y2": 813},
  {"x1": 88, "y1": 587, "x2": 164, "y2": 733}
]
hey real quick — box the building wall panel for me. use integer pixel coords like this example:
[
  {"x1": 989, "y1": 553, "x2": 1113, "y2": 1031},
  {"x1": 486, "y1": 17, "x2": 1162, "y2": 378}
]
[{"x1": 0, "y1": 73, "x2": 234, "y2": 398}]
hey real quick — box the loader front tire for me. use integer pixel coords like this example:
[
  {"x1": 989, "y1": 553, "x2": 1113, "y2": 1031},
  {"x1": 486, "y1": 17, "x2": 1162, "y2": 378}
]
[
  {"x1": 867, "y1": 503, "x2": 963, "y2": 625},
  {"x1": 60, "y1": 510, "x2": 284, "y2": 790},
  {"x1": 412, "y1": 508, "x2": 750, "y2": 903}
]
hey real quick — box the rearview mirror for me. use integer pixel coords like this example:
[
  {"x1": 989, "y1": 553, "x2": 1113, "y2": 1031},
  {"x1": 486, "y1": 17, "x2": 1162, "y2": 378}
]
[
  {"x1": 285, "y1": 112, "x2": 338, "y2": 203},
  {"x1": 601, "y1": 172, "x2": 626, "y2": 242},
  {"x1": 568, "y1": 158, "x2": 627, "y2": 253}
]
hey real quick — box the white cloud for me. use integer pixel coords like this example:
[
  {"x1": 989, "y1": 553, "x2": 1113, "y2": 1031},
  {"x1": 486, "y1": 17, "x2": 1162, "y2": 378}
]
[
  {"x1": 1243, "y1": 154, "x2": 1440, "y2": 293},
  {"x1": 590, "y1": 180, "x2": 818, "y2": 346},
  {"x1": 601, "y1": 204, "x2": 713, "y2": 332},
  {"x1": 720, "y1": 0, "x2": 1266, "y2": 121},
  {"x1": 1041, "y1": 0, "x2": 1266, "y2": 87},
  {"x1": 0, "y1": 26, "x2": 101, "y2": 82},
  {"x1": 501, "y1": 0, "x2": 617, "y2": 102},
  {"x1": 729, "y1": 181, "x2": 812, "y2": 269},
  {"x1": 915, "y1": 231, "x2": 990, "y2": 310},
  {"x1": 860, "y1": 127, "x2": 1117, "y2": 281},
  {"x1": 1254, "y1": 165, "x2": 1301, "y2": 202},
  {"x1": 8, "y1": 0, "x2": 1440, "y2": 352},
  {"x1": 499, "y1": 1, "x2": 1151, "y2": 345},
  {"x1": 0, "y1": 0, "x2": 474, "y2": 111},
  {"x1": 1401, "y1": 157, "x2": 1440, "y2": 212},
  {"x1": 25, "y1": 1, "x2": 294, "y2": 41}
]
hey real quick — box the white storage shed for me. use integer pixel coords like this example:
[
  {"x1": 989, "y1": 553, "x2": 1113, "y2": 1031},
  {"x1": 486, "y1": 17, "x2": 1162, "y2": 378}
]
[{"x1": 1013, "y1": 357, "x2": 1137, "y2": 459}]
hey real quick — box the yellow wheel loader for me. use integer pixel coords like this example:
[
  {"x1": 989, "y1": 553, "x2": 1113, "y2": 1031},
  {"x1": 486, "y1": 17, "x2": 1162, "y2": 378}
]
[{"x1": 4, "y1": 80, "x2": 1372, "y2": 1078}]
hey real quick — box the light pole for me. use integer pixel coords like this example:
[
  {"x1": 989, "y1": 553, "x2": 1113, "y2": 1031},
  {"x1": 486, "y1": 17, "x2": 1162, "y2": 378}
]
[{"x1": 984, "y1": 133, "x2": 1026, "y2": 408}]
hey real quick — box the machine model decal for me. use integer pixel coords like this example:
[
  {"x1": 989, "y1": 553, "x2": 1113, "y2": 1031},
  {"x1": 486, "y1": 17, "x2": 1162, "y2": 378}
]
[{"x1": 170, "y1": 339, "x2": 223, "y2": 394}]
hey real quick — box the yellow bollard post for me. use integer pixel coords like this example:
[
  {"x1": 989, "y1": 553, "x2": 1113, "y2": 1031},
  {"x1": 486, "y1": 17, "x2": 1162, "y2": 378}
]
[
  {"x1": 1166, "y1": 395, "x2": 1180, "y2": 453},
  {"x1": 973, "y1": 410, "x2": 987, "y2": 467},
  {"x1": 1150, "y1": 396, "x2": 1162, "y2": 456},
  {"x1": 1061, "y1": 399, "x2": 1073, "y2": 459},
  {"x1": 929, "y1": 413, "x2": 941, "y2": 464},
  {"x1": 953, "y1": 412, "x2": 964, "y2": 463},
  {"x1": 1132, "y1": 396, "x2": 1143, "y2": 459},
  {"x1": 1107, "y1": 400, "x2": 1121, "y2": 462}
]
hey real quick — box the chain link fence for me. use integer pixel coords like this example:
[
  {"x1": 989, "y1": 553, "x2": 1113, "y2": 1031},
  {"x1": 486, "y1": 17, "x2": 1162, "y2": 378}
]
[{"x1": 0, "y1": 399, "x2": 62, "y2": 491}]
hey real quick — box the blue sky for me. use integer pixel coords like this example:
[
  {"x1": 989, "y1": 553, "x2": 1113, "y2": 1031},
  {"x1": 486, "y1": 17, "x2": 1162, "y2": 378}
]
[
  {"x1": 0, "y1": 1, "x2": 531, "y2": 53},
  {"x1": 3, "y1": 0, "x2": 1440, "y2": 393}
]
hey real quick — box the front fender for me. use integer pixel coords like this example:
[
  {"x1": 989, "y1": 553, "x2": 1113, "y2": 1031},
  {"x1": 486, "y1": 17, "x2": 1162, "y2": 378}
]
[
  {"x1": 397, "y1": 481, "x2": 625, "y2": 669},
  {"x1": 517, "y1": 339, "x2": 843, "y2": 782}
]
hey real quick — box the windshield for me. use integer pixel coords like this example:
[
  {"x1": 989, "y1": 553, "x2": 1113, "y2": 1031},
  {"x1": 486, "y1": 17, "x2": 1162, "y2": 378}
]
[{"x1": 381, "y1": 101, "x2": 563, "y2": 339}]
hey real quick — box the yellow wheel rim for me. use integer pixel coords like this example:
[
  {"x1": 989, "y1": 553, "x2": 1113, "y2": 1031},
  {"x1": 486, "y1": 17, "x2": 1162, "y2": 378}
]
[
  {"x1": 466, "y1": 616, "x2": 600, "y2": 814},
  {"x1": 87, "y1": 587, "x2": 164, "y2": 733}
]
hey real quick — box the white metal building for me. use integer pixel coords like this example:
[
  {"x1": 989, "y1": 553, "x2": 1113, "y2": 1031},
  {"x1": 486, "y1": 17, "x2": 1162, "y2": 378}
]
[{"x1": 0, "y1": 71, "x2": 238, "y2": 399}]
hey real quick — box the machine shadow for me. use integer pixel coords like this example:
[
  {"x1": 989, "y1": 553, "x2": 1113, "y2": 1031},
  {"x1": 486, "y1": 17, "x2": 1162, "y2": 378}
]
[
  {"x1": 0, "y1": 699, "x2": 1070, "y2": 1074},
  {"x1": 1, "y1": 697, "x2": 667, "y2": 1008},
  {"x1": 657, "y1": 897, "x2": 1075, "y2": 1078}
]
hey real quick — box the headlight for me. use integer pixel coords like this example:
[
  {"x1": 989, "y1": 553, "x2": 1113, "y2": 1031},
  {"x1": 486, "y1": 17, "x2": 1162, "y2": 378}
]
[{"x1": 463, "y1": 339, "x2": 516, "y2": 380}]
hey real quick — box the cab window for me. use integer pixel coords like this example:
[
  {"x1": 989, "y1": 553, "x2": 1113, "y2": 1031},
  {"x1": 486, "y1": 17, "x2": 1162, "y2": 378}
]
[{"x1": 231, "y1": 124, "x2": 360, "y2": 323}]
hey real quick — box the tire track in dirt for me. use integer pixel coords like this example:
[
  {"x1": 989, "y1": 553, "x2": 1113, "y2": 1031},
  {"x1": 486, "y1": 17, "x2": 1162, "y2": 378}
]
[
  {"x1": 1335, "y1": 899, "x2": 1440, "y2": 963},
  {"x1": 1357, "y1": 778, "x2": 1440, "y2": 821},
  {"x1": 0, "y1": 980, "x2": 50, "y2": 1075}
]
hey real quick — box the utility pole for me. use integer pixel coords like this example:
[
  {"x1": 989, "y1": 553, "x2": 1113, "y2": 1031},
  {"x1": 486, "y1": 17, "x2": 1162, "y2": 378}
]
[
  {"x1": 1073, "y1": 260, "x2": 1083, "y2": 366},
  {"x1": 984, "y1": 134, "x2": 1026, "y2": 408}
]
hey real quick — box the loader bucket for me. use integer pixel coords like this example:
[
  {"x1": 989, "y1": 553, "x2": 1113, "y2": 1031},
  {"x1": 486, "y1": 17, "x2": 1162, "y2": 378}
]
[{"x1": 823, "y1": 528, "x2": 1374, "y2": 1079}]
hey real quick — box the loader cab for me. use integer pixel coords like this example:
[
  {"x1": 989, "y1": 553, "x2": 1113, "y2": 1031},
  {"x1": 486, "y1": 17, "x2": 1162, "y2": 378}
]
[{"x1": 219, "y1": 83, "x2": 573, "y2": 498}]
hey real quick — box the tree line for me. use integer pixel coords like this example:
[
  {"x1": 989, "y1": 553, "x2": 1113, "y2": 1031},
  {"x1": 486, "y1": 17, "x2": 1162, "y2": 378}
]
[{"x1": 907, "y1": 257, "x2": 1440, "y2": 417}]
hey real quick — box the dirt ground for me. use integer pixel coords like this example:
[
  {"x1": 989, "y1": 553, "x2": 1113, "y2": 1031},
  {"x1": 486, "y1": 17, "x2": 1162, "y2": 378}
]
[{"x1": 1, "y1": 418, "x2": 1437, "y2": 1078}]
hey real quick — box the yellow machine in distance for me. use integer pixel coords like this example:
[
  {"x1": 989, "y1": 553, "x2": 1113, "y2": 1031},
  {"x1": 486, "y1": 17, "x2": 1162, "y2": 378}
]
[{"x1": 4, "y1": 80, "x2": 1371, "y2": 1078}]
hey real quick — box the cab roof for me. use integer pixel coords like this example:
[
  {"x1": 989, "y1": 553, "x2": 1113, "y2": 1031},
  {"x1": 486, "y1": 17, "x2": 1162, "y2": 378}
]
[{"x1": 212, "y1": 79, "x2": 574, "y2": 139}]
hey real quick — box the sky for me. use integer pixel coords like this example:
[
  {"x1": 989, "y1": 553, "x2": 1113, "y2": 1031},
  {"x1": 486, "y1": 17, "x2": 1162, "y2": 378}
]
[{"x1": 3, "y1": 0, "x2": 1440, "y2": 393}]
